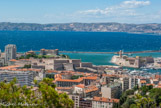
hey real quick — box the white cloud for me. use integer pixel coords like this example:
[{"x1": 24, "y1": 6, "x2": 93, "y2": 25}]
[
  {"x1": 121, "y1": 0, "x2": 150, "y2": 8},
  {"x1": 79, "y1": 0, "x2": 150, "y2": 16},
  {"x1": 35, "y1": 0, "x2": 160, "y2": 24},
  {"x1": 80, "y1": 9, "x2": 107, "y2": 15}
]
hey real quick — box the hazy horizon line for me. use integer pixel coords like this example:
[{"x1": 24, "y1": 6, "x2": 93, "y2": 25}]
[{"x1": 0, "y1": 22, "x2": 161, "y2": 25}]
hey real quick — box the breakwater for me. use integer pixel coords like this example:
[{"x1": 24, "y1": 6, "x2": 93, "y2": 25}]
[{"x1": 59, "y1": 50, "x2": 161, "y2": 54}]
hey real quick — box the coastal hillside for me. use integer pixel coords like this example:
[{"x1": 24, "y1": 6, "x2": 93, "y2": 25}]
[{"x1": 0, "y1": 22, "x2": 161, "y2": 34}]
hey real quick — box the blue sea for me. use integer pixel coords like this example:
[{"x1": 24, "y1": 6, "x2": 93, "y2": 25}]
[{"x1": 0, "y1": 31, "x2": 161, "y2": 65}]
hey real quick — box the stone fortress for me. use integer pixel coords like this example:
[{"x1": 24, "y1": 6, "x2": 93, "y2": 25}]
[
  {"x1": 111, "y1": 50, "x2": 154, "y2": 68},
  {"x1": 40, "y1": 48, "x2": 59, "y2": 56}
]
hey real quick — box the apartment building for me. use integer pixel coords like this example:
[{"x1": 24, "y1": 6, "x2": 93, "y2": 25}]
[
  {"x1": 56, "y1": 77, "x2": 84, "y2": 87},
  {"x1": 120, "y1": 77, "x2": 139, "y2": 91},
  {"x1": 79, "y1": 98, "x2": 92, "y2": 108},
  {"x1": 101, "y1": 82, "x2": 121, "y2": 99},
  {"x1": 0, "y1": 70, "x2": 34, "y2": 86},
  {"x1": 85, "y1": 86, "x2": 99, "y2": 98},
  {"x1": 84, "y1": 76, "x2": 98, "y2": 86},
  {"x1": 9, "y1": 59, "x2": 31, "y2": 67},
  {"x1": 5, "y1": 44, "x2": 17, "y2": 64},
  {"x1": 0, "y1": 57, "x2": 5, "y2": 67},
  {"x1": 69, "y1": 95, "x2": 80, "y2": 108},
  {"x1": 92, "y1": 97, "x2": 119, "y2": 108}
]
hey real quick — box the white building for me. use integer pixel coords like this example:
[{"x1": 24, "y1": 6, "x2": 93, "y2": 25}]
[
  {"x1": 69, "y1": 95, "x2": 80, "y2": 108},
  {"x1": 5, "y1": 44, "x2": 17, "y2": 64},
  {"x1": 0, "y1": 70, "x2": 34, "y2": 86},
  {"x1": 101, "y1": 82, "x2": 121, "y2": 99},
  {"x1": 119, "y1": 77, "x2": 139, "y2": 91},
  {"x1": 92, "y1": 97, "x2": 119, "y2": 108}
]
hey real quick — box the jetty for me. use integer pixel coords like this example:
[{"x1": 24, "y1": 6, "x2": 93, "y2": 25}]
[
  {"x1": 59, "y1": 50, "x2": 161, "y2": 54},
  {"x1": 34, "y1": 50, "x2": 161, "y2": 54}
]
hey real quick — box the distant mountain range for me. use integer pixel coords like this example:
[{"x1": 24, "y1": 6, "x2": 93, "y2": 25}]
[{"x1": 0, "y1": 22, "x2": 161, "y2": 34}]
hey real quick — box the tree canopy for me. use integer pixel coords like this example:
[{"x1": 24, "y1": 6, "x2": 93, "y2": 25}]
[
  {"x1": 113, "y1": 85, "x2": 161, "y2": 108},
  {"x1": 0, "y1": 78, "x2": 74, "y2": 108},
  {"x1": 71, "y1": 75, "x2": 83, "y2": 80}
]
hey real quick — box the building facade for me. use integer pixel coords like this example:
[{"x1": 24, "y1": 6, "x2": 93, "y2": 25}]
[
  {"x1": 101, "y1": 82, "x2": 122, "y2": 99},
  {"x1": 5, "y1": 44, "x2": 17, "y2": 64},
  {"x1": 40, "y1": 49, "x2": 59, "y2": 56},
  {"x1": 0, "y1": 57, "x2": 5, "y2": 67},
  {"x1": 0, "y1": 70, "x2": 34, "y2": 86},
  {"x1": 56, "y1": 78, "x2": 84, "y2": 87},
  {"x1": 92, "y1": 97, "x2": 119, "y2": 108},
  {"x1": 69, "y1": 95, "x2": 80, "y2": 108}
]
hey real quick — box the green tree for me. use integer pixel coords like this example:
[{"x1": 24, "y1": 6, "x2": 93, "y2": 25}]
[
  {"x1": 60, "y1": 54, "x2": 69, "y2": 59},
  {"x1": 71, "y1": 75, "x2": 83, "y2": 80},
  {"x1": 119, "y1": 89, "x2": 135, "y2": 106},
  {"x1": 118, "y1": 85, "x2": 157, "y2": 108},
  {"x1": 24, "y1": 64, "x2": 31, "y2": 68},
  {"x1": 140, "y1": 85, "x2": 153, "y2": 96},
  {"x1": 130, "y1": 104, "x2": 138, "y2": 108},
  {"x1": 135, "y1": 94, "x2": 155, "y2": 108},
  {"x1": 149, "y1": 88, "x2": 161, "y2": 106},
  {"x1": 0, "y1": 78, "x2": 74, "y2": 108}
]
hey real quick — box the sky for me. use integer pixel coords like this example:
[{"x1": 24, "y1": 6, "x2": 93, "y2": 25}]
[{"x1": 0, "y1": 0, "x2": 161, "y2": 24}]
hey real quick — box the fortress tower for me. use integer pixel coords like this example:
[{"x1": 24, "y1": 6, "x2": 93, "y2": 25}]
[{"x1": 119, "y1": 50, "x2": 123, "y2": 58}]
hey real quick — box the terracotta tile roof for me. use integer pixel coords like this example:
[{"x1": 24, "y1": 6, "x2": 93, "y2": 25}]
[
  {"x1": 157, "y1": 83, "x2": 161, "y2": 88},
  {"x1": 57, "y1": 91, "x2": 63, "y2": 94},
  {"x1": 56, "y1": 77, "x2": 83, "y2": 83},
  {"x1": 20, "y1": 68, "x2": 39, "y2": 71},
  {"x1": 155, "y1": 75, "x2": 161, "y2": 79},
  {"x1": 0, "y1": 64, "x2": 41, "y2": 71},
  {"x1": 146, "y1": 84, "x2": 155, "y2": 86},
  {"x1": 62, "y1": 71, "x2": 75, "y2": 73},
  {"x1": 47, "y1": 70, "x2": 59, "y2": 73},
  {"x1": 153, "y1": 79, "x2": 159, "y2": 81},
  {"x1": 93, "y1": 97, "x2": 119, "y2": 103},
  {"x1": 19, "y1": 59, "x2": 30, "y2": 61},
  {"x1": 0, "y1": 65, "x2": 20, "y2": 70},
  {"x1": 85, "y1": 86, "x2": 98, "y2": 93},
  {"x1": 158, "y1": 83, "x2": 161, "y2": 86},
  {"x1": 157, "y1": 85, "x2": 161, "y2": 88},
  {"x1": 101, "y1": 82, "x2": 107, "y2": 85},
  {"x1": 84, "y1": 76, "x2": 97, "y2": 80},
  {"x1": 140, "y1": 80, "x2": 146, "y2": 83},
  {"x1": 102, "y1": 74, "x2": 118, "y2": 77},
  {"x1": 76, "y1": 84, "x2": 85, "y2": 88},
  {"x1": 56, "y1": 87, "x2": 72, "y2": 90},
  {"x1": 54, "y1": 74, "x2": 62, "y2": 79},
  {"x1": 84, "y1": 73, "x2": 92, "y2": 76},
  {"x1": 10, "y1": 59, "x2": 17, "y2": 62}
]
